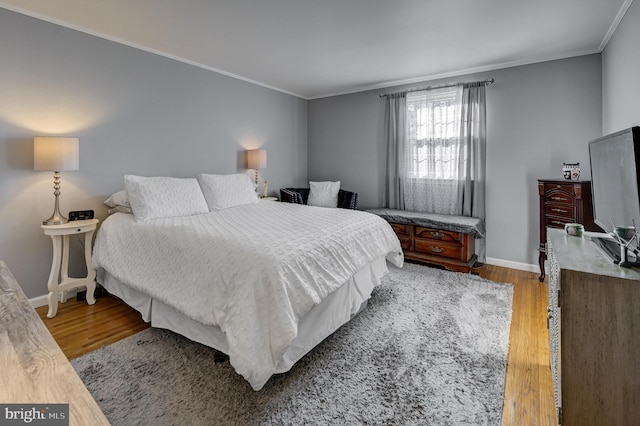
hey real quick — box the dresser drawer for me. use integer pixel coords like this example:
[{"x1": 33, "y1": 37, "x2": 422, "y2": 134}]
[
  {"x1": 545, "y1": 204, "x2": 575, "y2": 220},
  {"x1": 545, "y1": 190, "x2": 575, "y2": 205},
  {"x1": 415, "y1": 227, "x2": 462, "y2": 244},
  {"x1": 377, "y1": 217, "x2": 477, "y2": 273},
  {"x1": 397, "y1": 234, "x2": 411, "y2": 250},
  {"x1": 542, "y1": 181, "x2": 581, "y2": 194},
  {"x1": 546, "y1": 216, "x2": 571, "y2": 229},
  {"x1": 389, "y1": 222, "x2": 411, "y2": 250},
  {"x1": 414, "y1": 239, "x2": 464, "y2": 261},
  {"x1": 390, "y1": 223, "x2": 410, "y2": 235}
]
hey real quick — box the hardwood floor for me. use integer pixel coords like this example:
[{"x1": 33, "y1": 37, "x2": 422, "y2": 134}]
[
  {"x1": 36, "y1": 292, "x2": 149, "y2": 360},
  {"x1": 476, "y1": 265, "x2": 557, "y2": 426},
  {"x1": 35, "y1": 264, "x2": 556, "y2": 425}
]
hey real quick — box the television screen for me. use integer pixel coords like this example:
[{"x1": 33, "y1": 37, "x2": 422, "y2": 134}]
[{"x1": 589, "y1": 127, "x2": 640, "y2": 234}]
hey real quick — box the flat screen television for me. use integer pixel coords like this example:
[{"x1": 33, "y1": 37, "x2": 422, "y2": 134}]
[{"x1": 589, "y1": 127, "x2": 640, "y2": 234}]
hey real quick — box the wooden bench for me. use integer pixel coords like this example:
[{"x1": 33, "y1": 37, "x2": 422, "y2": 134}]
[{"x1": 368, "y1": 209, "x2": 485, "y2": 273}]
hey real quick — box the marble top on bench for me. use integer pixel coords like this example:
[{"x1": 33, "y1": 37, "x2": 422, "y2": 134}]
[{"x1": 367, "y1": 208, "x2": 485, "y2": 239}]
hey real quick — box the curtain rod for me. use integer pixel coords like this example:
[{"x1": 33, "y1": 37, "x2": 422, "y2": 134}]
[{"x1": 379, "y1": 78, "x2": 494, "y2": 98}]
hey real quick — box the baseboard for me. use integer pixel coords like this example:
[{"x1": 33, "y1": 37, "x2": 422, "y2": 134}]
[
  {"x1": 29, "y1": 289, "x2": 79, "y2": 309},
  {"x1": 485, "y1": 257, "x2": 540, "y2": 274}
]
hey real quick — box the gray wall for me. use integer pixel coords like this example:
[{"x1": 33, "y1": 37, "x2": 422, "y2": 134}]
[
  {"x1": 602, "y1": 0, "x2": 640, "y2": 134},
  {"x1": 308, "y1": 55, "x2": 602, "y2": 269},
  {"x1": 0, "y1": 9, "x2": 307, "y2": 298},
  {"x1": 3, "y1": 3, "x2": 626, "y2": 297}
]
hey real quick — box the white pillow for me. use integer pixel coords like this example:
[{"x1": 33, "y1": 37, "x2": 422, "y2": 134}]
[
  {"x1": 197, "y1": 173, "x2": 259, "y2": 211},
  {"x1": 124, "y1": 175, "x2": 209, "y2": 221},
  {"x1": 104, "y1": 190, "x2": 130, "y2": 208},
  {"x1": 308, "y1": 181, "x2": 340, "y2": 208},
  {"x1": 107, "y1": 205, "x2": 133, "y2": 215}
]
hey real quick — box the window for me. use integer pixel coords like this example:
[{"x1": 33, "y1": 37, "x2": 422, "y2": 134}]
[{"x1": 405, "y1": 86, "x2": 463, "y2": 180}]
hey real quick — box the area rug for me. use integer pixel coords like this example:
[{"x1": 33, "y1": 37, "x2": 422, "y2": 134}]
[{"x1": 71, "y1": 263, "x2": 513, "y2": 425}]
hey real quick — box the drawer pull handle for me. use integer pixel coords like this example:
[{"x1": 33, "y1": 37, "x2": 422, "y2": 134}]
[
  {"x1": 551, "y1": 221, "x2": 564, "y2": 226},
  {"x1": 551, "y1": 208, "x2": 567, "y2": 213},
  {"x1": 551, "y1": 196, "x2": 568, "y2": 201},
  {"x1": 429, "y1": 246, "x2": 445, "y2": 253},
  {"x1": 547, "y1": 314, "x2": 552, "y2": 329},
  {"x1": 430, "y1": 231, "x2": 445, "y2": 238}
]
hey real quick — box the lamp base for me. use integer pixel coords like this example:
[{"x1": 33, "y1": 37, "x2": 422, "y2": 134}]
[
  {"x1": 43, "y1": 215, "x2": 68, "y2": 226},
  {"x1": 43, "y1": 173, "x2": 68, "y2": 225}
]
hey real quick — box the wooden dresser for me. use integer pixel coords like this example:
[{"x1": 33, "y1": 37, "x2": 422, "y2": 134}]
[
  {"x1": 538, "y1": 179, "x2": 597, "y2": 281},
  {"x1": 367, "y1": 209, "x2": 483, "y2": 273},
  {"x1": 0, "y1": 261, "x2": 109, "y2": 426},
  {"x1": 547, "y1": 229, "x2": 640, "y2": 425},
  {"x1": 391, "y1": 223, "x2": 476, "y2": 273}
]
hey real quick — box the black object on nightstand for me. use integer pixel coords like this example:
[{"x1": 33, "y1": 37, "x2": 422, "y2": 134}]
[{"x1": 69, "y1": 210, "x2": 94, "y2": 221}]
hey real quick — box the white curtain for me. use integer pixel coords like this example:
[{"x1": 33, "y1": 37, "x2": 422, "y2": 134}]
[{"x1": 404, "y1": 86, "x2": 463, "y2": 214}]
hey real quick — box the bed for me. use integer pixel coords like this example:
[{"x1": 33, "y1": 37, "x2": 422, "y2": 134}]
[{"x1": 92, "y1": 175, "x2": 403, "y2": 390}]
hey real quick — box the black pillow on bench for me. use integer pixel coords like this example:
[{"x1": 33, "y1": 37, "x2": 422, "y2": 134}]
[{"x1": 280, "y1": 188, "x2": 358, "y2": 210}]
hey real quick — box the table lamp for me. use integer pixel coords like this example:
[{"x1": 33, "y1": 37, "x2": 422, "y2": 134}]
[
  {"x1": 34, "y1": 137, "x2": 79, "y2": 225},
  {"x1": 246, "y1": 149, "x2": 267, "y2": 187}
]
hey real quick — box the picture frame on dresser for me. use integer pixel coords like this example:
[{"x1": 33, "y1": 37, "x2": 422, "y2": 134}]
[{"x1": 537, "y1": 179, "x2": 597, "y2": 281}]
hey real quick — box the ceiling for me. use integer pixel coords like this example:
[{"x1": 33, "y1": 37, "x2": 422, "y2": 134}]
[{"x1": 0, "y1": 0, "x2": 633, "y2": 99}]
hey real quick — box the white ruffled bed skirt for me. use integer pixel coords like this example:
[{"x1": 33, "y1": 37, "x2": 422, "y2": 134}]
[{"x1": 96, "y1": 255, "x2": 389, "y2": 377}]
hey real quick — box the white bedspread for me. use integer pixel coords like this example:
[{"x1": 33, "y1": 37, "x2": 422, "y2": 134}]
[{"x1": 92, "y1": 201, "x2": 403, "y2": 390}]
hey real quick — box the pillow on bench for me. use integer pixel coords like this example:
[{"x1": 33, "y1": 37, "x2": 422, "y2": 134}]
[{"x1": 280, "y1": 187, "x2": 358, "y2": 210}]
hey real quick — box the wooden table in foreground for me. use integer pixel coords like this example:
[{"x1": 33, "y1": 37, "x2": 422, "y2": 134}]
[{"x1": 0, "y1": 261, "x2": 109, "y2": 426}]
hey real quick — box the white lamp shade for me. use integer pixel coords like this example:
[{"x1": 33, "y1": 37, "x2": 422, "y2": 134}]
[
  {"x1": 246, "y1": 149, "x2": 267, "y2": 170},
  {"x1": 34, "y1": 137, "x2": 79, "y2": 171}
]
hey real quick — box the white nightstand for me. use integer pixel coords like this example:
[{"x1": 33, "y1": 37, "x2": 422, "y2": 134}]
[{"x1": 41, "y1": 219, "x2": 99, "y2": 318}]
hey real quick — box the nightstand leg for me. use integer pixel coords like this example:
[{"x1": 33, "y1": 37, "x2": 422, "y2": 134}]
[
  {"x1": 46, "y1": 235, "x2": 62, "y2": 318},
  {"x1": 46, "y1": 291, "x2": 59, "y2": 318},
  {"x1": 60, "y1": 235, "x2": 70, "y2": 303},
  {"x1": 84, "y1": 230, "x2": 96, "y2": 305}
]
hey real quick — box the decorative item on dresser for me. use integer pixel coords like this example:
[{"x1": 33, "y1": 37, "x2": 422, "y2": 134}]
[
  {"x1": 367, "y1": 209, "x2": 484, "y2": 273},
  {"x1": 561, "y1": 162, "x2": 581, "y2": 180},
  {"x1": 0, "y1": 261, "x2": 109, "y2": 425},
  {"x1": 538, "y1": 179, "x2": 597, "y2": 281},
  {"x1": 546, "y1": 229, "x2": 640, "y2": 425}
]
